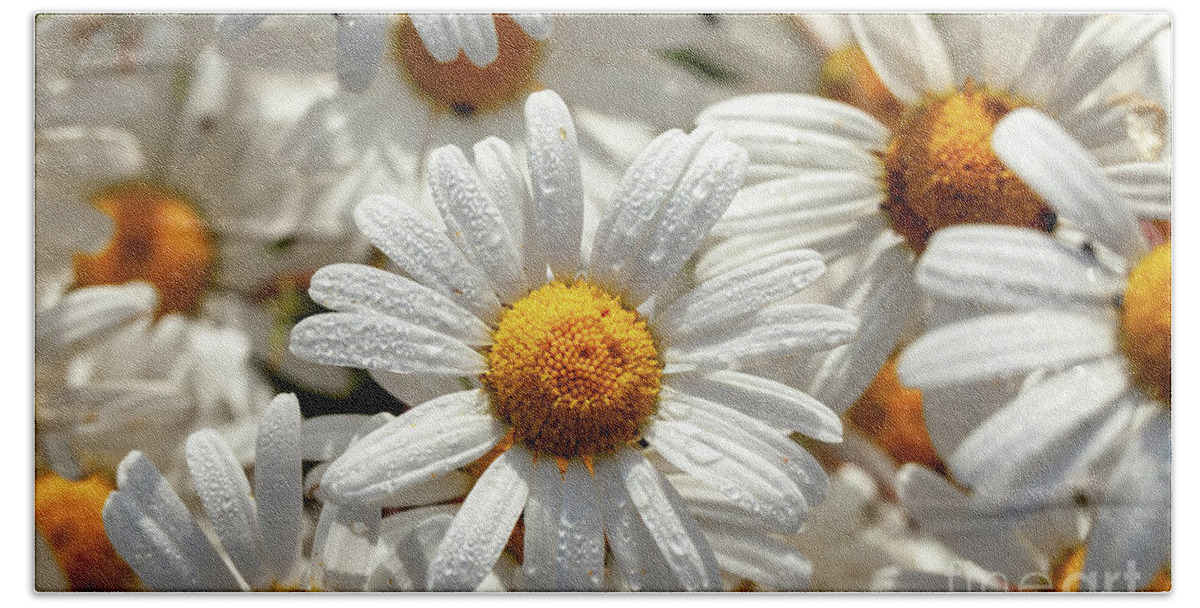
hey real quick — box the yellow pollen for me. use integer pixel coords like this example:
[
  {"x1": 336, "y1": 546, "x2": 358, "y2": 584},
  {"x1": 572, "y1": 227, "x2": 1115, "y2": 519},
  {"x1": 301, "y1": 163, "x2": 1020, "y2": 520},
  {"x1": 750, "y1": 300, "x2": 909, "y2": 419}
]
[
  {"x1": 72, "y1": 181, "x2": 215, "y2": 317},
  {"x1": 818, "y1": 45, "x2": 905, "y2": 130},
  {"x1": 482, "y1": 281, "x2": 662, "y2": 458},
  {"x1": 392, "y1": 15, "x2": 543, "y2": 117},
  {"x1": 1048, "y1": 545, "x2": 1087, "y2": 592},
  {"x1": 35, "y1": 473, "x2": 141, "y2": 591},
  {"x1": 1120, "y1": 242, "x2": 1171, "y2": 405},
  {"x1": 883, "y1": 83, "x2": 1054, "y2": 253},
  {"x1": 846, "y1": 352, "x2": 945, "y2": 474}
]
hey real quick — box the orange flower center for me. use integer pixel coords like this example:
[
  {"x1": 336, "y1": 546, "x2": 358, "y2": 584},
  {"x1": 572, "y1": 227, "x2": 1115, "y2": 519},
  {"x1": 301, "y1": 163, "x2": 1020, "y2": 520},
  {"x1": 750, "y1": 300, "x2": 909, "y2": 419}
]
[
  {"x1": 846, "y1": 352, "x2": 945, "y2": 473},
  {"x1": 1120, "y1": 242, "x2": 1171, "y2": 405},
  {"x1": 883, "y1": 84, "x2": 1053, "y2": 253},
  {"x1": 72, "y1": 182, "x2": 215, "y2": 317},
  {"x1": 482, "y1": 281, "x2": 661, "y2": 458},
  {"x1": 392, "y1": 15, "x2": 543, "y2": 117},
  {"x1": 35, "y1": 473, "x2": 141, "y2": 591}
]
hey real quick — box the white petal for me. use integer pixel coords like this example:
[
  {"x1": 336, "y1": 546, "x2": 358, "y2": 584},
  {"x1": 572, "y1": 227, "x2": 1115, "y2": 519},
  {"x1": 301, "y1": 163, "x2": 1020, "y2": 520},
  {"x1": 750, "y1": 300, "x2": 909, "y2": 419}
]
[
  {"x1": 1083, "y1": 410, "x2": 1170, "y2": 586},
  {"x1": 510, "y1": 13, "x2": 553, "y2": 39},
  {"x1": 592, "y1": 459, "x2": 678, "y2": 591},
  {"x1": 409, "y1": 14, "x2": 460, "y2": 62},
  {"x1": 185, "y1": 430, "x2": 268, "y2": 588},
  {"x1": 101, "y1": 492, "x2": 209, "y2": 591},
  {"x1": 658, "y1": 389, "x2": 829, "y2": 512},
  {"x1": 472, "y1": 137, "x2": 533, "y2": 262},
  {"x1": 645, "y1": 420, "x2": 807, "y2": 533},
  {"x1": 334, "y1": 14, "x2": 387, "y2": 92},
  {"x1": 939, "y1": 15, "x2": 1042, "y2": 91},
  {"x1": 310, "y1": 502, "x2": 380, "y2": 591},
  {"x1": 1104, "y1": 161, "x2": 1172, "y2": 219},
  {"x1": 301, "y1": 414, "x2": 371, "y2": 461},
  {"x1": 712, "y1": 169, "x2": 883, "y2": 237},
  {"x1": 522, "y1": 459, "x2": 605, "y2": 590},
  {"x1": 428, "y1": 145, "x2": 530, "y2": 300},
  {"x1": 35, "y1": 282, "x2": 156, "y2": 351},
  {"x1": 665, "y1": 304, "x2": 859, "y2": 370},
  {"x1": 897, "y1": 309, "x2": 1119, "y2": 389},
  {"x1": 320, "y1": 390, "x2": 506, "y2": 506},
  {"x1": 310, "y1": 263, "x2": 492, "y2": 346},
  {"x1": 695, "y1": 215, "x2": 887, "y2": 282},
  {"x1": 605, "y1": 448, "x2": 722, "y2": 591},
  {"x1": 1011, "y1": 16, "x2": 1091, "y2": 106},
  {"x1": 255, "y1": 394, "x2": 304, "y2": 587},
  {"x1": 454, "y1": 13, "x2": 500, "y2": 66},
  {"x1": 525, "y1": 90, "x2": 584, "y2": 280},
  {"x1": 289, "y1": 312, "x2": 487, "y2": 376},
  {"x1": 427, "y1": 445, "x2": 533, "y2": 591},
  {"x1": 1048, "y1": 14, "x2": 1171, "y2": 116},
  {"x1": 703, "y1": 119, "x2": 883, "y2": 179},
  {"x1": 589, "y1": 128, "x2": 702, "y2": 291},
  {"x1": 35, "y1": 126, "x2": 144, "y2": 197},
  {"x1": 701, "y1": 524, "x2": 812, "y2": 591},
  {"x1": 622, "y1": 137, "x2": 749, "y2": 305},
  {"x1": 918, "y1": 225, "x2": 1125, "y2": 310},
  {"x1": 951, "y1": 358, "x2": 1130, "y2": 491},
  {"x1": 656, "y1": 249, "x2": 825, "y2": 343},
  {"x1": 663, "y1": 370, "x2": 842, "y2": 442},
  {"x1": 992, "y1": 108, "x2": 1149, "y2": 262},
  {"x1": 697, "y1": 93, "x2": 890, "y2": 149},
  {"x1": 354, "y1": 194, "x2": 500, "y2": 320},
  {"x1": 366, "y1": 505, "x2": 459, "y2": 591},
  {"x1": 806, "y1": 245, "x2": 918, "y2": 413},
  {"x1": 850, "y1": 14, "x2": 954, "y2": 105},
  {"x1": 111, "y1": 451, "x2": 239, "y2": 590},
  {"x1": 895, "y1": 464, "x2": 1041, "y2": 583}
]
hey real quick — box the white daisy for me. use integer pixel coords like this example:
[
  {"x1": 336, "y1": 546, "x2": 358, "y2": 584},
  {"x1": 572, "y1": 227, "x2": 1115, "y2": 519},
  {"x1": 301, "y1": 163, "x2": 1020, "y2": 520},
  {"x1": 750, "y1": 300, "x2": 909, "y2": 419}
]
[
  {"x1": 36, "y1": 15, "x2": 371, "y2": 396},
  {"x1": 290, "y1": 90, "x2": 854, "y2": 591},
  {"x1": 103, "y1": 393, "x2": 308, "y2": 591},
  {"x1": 692, "y1": 13, "x2": 1170, "y2": 416},
  {"x1": 897, "y1": 109, "x2": 1170, "y2": 585},
  {"x1": 217, "y1": 13, "x2": 553, "y2": 93}
]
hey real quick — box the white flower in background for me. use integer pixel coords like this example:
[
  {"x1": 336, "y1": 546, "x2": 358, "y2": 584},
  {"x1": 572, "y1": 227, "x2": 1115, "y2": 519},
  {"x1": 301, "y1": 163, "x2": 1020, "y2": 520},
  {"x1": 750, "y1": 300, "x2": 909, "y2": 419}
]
[
  {"x1": 35, "y1": 279, "x2": 271, "y2": 487},
  {"x1": 290, "y1": 90, "x2": 855, "y2": 591},
  {"x1": 217, "y1": 13, "x2": 553, "y2": 92},
  {"x1": 218, "y1": 13, "x2": 768, "y2": 247},
  {"x1": 692, "y1": 13, "x2": 1170, "y2": 418},
  {"x1": 897, "y1": 109, "x2": 1170, "y2": 585},
  {"x1": 36, "y1": 14, "x2": 372, "y2": 395}
]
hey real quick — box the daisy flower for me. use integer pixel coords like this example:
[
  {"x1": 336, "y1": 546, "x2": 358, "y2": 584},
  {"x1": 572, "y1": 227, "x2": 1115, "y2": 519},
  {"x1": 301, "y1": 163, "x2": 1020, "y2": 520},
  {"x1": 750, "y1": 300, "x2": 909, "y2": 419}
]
[
  {"x1": 692, "y1": 13, "x2": 1170, "y2": 416},
  {"x1": 219, "y1": 13, "x2": 553, "y2": 93},
  {"x1": 219, "y1": 13, "x2": 751, "y2": 250},
  {"x1": 897, "y1": 109, "x2": 1170, "y2": 585},
  {"x1": 36, "y1": 14, "x2": 374, "y2": 397},
  {"x1": 103, "y1": 393, "x2": 308, "y2": 591},
  {"x1": 290, "y1": 90, "x2": 855, "y2": 591}
]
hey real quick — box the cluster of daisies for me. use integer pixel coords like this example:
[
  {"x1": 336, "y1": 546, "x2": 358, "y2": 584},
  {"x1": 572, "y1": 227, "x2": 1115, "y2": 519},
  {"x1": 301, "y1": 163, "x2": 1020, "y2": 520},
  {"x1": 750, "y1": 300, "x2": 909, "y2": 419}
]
[{"x1": 34, "y1": 13, "x2": 1170, "y2": 592}]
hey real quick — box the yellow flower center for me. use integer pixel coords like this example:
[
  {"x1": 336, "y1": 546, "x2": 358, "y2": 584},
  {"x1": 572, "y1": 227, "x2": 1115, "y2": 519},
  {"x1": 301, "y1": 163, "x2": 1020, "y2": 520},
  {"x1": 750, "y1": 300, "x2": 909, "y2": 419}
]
[
  {"x1": 1120, "y1": 242, "x2": 1171, "y2": 405},
  {"x1": 482, "y1": 281, "x2": 662, "y2": 458},
  {"x1": 72, "y1": 181, "x2": 215, "y2": 317},
  {"x1": 883, "y1": 83, "x2": 1054, "y2": 253},
  {"x1": 846, "y1": 351, "x2": 945, "y2": 474},
  {"x1": 818, "y1": 45, "x2": 904, "y2": 130},
  {"x1": 391, "y1": 15, "x2": 543, "y2": 117},
  {"x1": 35, "y1": 473, "x2": 141, "y2": 591}
]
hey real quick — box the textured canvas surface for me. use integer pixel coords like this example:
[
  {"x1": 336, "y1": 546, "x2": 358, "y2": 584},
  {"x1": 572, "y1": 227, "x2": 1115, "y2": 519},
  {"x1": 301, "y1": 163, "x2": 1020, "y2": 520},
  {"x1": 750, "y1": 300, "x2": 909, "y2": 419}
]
[{"x1": 32, "y1": 12, "x2": 1171, "y2": 592}]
